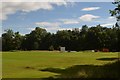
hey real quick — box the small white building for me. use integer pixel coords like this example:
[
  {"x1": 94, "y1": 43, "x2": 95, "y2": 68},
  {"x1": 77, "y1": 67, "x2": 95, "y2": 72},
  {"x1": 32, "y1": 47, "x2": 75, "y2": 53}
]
[{"x1": 60, "y1": 47, "x2": 65, "y2": 52}]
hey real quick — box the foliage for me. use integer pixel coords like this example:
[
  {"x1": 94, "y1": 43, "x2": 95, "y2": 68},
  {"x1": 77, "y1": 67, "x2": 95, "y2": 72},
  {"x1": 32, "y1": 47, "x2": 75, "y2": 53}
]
[
  {"x1": 49, "y1": 45, "x2": 54, "y2": 51},
  {"x1": 110, "y1": 1, "x2": 120, "y2": 51},
  {"x1": 2, "y1": 25, "x2": 120, "y2": 51}
]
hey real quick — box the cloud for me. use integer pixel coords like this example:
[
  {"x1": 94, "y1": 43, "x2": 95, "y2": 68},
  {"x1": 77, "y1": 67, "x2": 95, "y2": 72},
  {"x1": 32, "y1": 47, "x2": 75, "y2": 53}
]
[
  {"x1": 58, "y1": 27, "x2": 72, "y2": 31},
  {"x1": 1, "y1": 1, "x2": 67, "y2": 21},
  {"x1": 64, "y1": 20, "x2": 79, "y2": 24},
  {"x1": 102, "y1": 17, "x2": 116, "y2": 27},
  {"x1": 89, "y1": 16, "x2": 116, "y2": 27},
  {"x1": 59, "y1": 19, "x2": 79, "y2": 24},
  {"x1": 108, "y1": 16, "x2": 115, "y2": 19},
  {"x1": 0, "y1": 0, "x2": 114, "y2": 2},
  {"x1": 35, "y1": 21, "x2": 74, "y2": 32},
  {"x1": 1, "y1": 0, "x2": 68, "y2": 2},
  {"x1": 95, "y1": 16, "x2": 116, "y2": 23},
  {"x1": 59, "y1": 14, "x2": 100, "y2": 24},
  {"x1": 101, "y1": 23, "x2": 115, "y2": 27},
  {"x1": 79, "y1": 14, "x2": 100, "y2": 21},
  {"x1": 27, "y1": 28, "x2": 35, "y2": 31},
  {"x1": 35, "y1": 22, "x2": 61, "y2": 31},
  {"x1": 81, "y1": 7, "x2": 100, "y2": 11},
  {"x1": 35, "y1": 22, "x2": 61, "y2": 27}
]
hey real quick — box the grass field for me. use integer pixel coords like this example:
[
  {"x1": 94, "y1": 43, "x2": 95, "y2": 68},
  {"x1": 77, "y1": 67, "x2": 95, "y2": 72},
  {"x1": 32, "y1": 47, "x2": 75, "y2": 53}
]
[{"x1": 2, "y1": 51, "x2": 119, "y2": 78}]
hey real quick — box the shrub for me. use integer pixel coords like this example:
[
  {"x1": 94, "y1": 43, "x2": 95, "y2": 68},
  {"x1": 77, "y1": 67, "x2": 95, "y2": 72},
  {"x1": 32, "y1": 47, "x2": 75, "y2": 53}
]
[{"x1": 49, "y1": 45, "x2": 54, "y2": 51}]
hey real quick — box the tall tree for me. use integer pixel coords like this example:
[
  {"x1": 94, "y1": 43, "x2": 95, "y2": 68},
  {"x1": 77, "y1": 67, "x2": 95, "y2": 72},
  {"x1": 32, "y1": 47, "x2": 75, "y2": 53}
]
[
  {"x1": 23, "y1": 27, "x2": 47, "y2": 50},
  {"x1": 2, "y1": 29, "x2": 14, "y2": 51},
  {"x1": 110, "y1": 1, "x2": 120, "y2": 51},
  {"x1": 13, "y1": 32, "x2": 22, "y2": 50},
  {"x1": 55, "y1": 30, "x2": 71, "y2": 50}
]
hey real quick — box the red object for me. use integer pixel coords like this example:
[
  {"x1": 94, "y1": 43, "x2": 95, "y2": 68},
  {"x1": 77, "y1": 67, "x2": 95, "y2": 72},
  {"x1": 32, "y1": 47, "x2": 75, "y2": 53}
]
[{"x1": 102, "y1": 48, "x2": 109, "y2": 52}]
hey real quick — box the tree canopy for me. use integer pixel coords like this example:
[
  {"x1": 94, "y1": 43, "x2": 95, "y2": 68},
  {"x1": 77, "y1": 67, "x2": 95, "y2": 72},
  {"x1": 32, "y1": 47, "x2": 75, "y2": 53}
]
[{"x1": 2, "y1": 25, "x2": 119, "y2": 52}]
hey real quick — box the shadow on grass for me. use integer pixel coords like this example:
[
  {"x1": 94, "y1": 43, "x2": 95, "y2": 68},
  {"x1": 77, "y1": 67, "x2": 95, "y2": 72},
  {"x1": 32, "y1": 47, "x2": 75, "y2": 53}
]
[
  {"x1": 2, "y1": 61, "x2": 119, "y2": 80},
  {"x1": 96, "y1": 58, "x2": 119, "y2": 61},
  {"x1": 40, "y1": 61, "x2": 120, "y2": 79}
]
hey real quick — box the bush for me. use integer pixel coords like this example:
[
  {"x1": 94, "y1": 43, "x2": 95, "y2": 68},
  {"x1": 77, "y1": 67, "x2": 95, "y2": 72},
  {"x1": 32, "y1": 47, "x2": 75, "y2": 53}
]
[{"x1": 49, "y1": 45, "x2": 54, "y2": 51}]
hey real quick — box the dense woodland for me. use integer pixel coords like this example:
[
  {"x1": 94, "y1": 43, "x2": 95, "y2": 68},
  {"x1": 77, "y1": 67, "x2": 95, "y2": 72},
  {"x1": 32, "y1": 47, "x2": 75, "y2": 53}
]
[
  {"x1": 1, "y1": 1, "x2": 120, "y2": 52},
  {"x1": 2, "y1": 24, "x2": 120, "y2": 52}
]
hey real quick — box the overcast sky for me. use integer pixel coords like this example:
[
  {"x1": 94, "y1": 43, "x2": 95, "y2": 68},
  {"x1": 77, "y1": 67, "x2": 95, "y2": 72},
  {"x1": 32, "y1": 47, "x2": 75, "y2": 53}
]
[{"x1": 1, "y1": 1, "x2": 117, "y2": 35}]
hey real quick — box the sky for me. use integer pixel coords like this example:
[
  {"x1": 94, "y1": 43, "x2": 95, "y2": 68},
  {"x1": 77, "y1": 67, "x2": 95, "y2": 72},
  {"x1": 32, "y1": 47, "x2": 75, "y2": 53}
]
[{"x1": 1, "y1": 1, "x2": 117, "y2": 35}]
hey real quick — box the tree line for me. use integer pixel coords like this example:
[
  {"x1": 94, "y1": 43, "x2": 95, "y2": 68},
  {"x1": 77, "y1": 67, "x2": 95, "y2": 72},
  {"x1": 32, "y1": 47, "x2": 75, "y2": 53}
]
[
  {"x1": 2, "y1": 24, "x2": 120, "y2": 52},
  {"x1": 2, "y1": 1, "x2": 120, "y2": 52}
]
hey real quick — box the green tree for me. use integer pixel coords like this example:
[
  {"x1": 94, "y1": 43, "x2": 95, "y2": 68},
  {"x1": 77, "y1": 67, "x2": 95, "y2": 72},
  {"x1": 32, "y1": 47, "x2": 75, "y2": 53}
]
[
  {"x1": 23, "y1": 27, "x2": 47, "y2": 50},
  {"x1": 110, "y1": 1, "x2": 120, "y2": 22},
  {"x1": 40, "y1": 33, "x2": 54, "y2": 50},
  {"x1": 49, "y1": 45, "x2": 54, "y2": 51},
  {"x1": 55, "y1": 30, "x2": 71, "y2": 50},
  {"x1": 13, "y1": 32, "x2": 22, "y2": 50},
  {"x1": 110, "y1": 1, "x2": 120, "y2": 51},
  {"x1": 2, "y1": 29, "x2": 14, "y2": 51}
]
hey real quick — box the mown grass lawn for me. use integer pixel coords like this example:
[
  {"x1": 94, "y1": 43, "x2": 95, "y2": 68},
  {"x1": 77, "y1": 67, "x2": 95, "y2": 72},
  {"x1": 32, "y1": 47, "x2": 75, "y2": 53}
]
[{"x1": 2, "y1": 51, "x2": 118, "y2": 78}]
